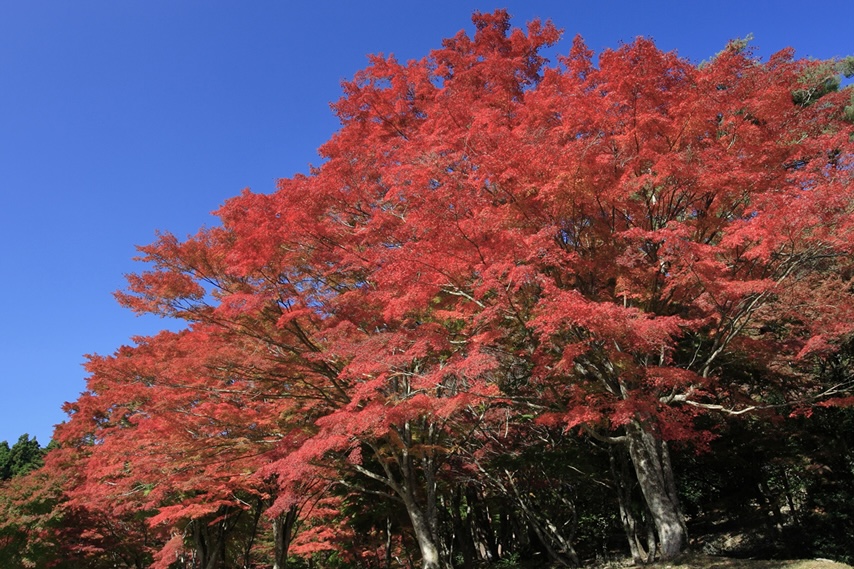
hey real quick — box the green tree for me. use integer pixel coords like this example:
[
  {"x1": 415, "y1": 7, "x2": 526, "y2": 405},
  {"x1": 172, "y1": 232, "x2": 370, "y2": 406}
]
[
  {"x1": 0, "y1": 435, "x2": 45, "y2": 481},
  {"x1": 0, "y1": 442, "x2": 9, "y2": 481}
]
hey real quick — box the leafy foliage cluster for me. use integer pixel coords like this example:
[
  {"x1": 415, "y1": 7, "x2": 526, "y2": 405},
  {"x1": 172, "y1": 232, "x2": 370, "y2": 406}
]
[
  {"x1": 0, "y1": 435, "x2": 45, "y2": 481},
  {"x1": 2, "y1": 11, "x2": 854, "y2": 569}
]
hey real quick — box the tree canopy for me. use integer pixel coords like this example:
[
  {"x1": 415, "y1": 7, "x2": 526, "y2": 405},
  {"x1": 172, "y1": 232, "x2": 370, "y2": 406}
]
[
  {"x1": 0, "y1": 435, "x2": 45, "y2": 481},
  {"x1": 3, "y1": 10, "x2": 854, "y2": 569}
]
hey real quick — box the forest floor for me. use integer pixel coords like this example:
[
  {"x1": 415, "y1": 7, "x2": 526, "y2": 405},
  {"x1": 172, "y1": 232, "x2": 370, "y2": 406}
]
[{"x1": 611, "y1": 555, "x2": 853, "y2": 569}]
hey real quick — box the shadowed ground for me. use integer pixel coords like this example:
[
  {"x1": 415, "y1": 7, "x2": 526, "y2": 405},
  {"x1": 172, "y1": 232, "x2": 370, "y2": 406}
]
[{"x1": 616, "y1": 555, "x2": 853, "y2": 569}]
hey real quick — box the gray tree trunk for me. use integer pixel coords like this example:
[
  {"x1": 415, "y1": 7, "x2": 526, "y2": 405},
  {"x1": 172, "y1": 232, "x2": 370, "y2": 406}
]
[
  {"x1": 610, "y1": 445, "x2": 654, "y2": 564},
  {"x1": 625, "y1": 420, "x2": 687, "y2": 560},
  {"x1": 403, "y1": 494, "x2": 449, "y2": 569}
]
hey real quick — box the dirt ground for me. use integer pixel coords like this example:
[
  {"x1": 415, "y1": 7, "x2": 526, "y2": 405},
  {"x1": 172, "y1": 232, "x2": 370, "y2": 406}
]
[{"x1": 617, "y1": 555, "x2": 853, "y2": 569}]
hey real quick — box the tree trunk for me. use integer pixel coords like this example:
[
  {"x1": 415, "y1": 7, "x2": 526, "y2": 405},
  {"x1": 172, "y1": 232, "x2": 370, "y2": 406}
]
[
  {"x1": 502, "y1": 469, "x2": 579, "y2": 567},
  {"x1": 625, "y1": 420, "x2": 687, "y2": 560},
  {"x1": 272, "y1": 505, "x2": 298, "y2": 569},
  {"x1": 403, "y1": 495, "x2": 449, "y2": 569},
  {"x1": 385, "y1": 516, "x2": 393, "y2": 569},
  {"x1": 241, "y1": 499, "x2": 264, "y2": 569},
  {"x1": 394, "y1": 421, "x2": 450, "y2": 569},
  {"x1": 192, "y1": 518, "x2": 225, "y2": 569},
  {"x1": 466, "y1": 486, "x2": 499, "y2": 561},
  {"x1": 449, "y1": 487, "x2": 478, "y2": 567},
  {"x1": 610, "y1": 445, "x2": 653, "y2": 564},
  {"x1": 422, "y1": 448, "x2": 452, "y2": 564}
]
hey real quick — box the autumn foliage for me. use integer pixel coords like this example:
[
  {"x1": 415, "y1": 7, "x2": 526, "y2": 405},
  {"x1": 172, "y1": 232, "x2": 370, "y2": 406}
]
[{"x1": 3, "y1": 10, "x2": 854, "y2": 569}]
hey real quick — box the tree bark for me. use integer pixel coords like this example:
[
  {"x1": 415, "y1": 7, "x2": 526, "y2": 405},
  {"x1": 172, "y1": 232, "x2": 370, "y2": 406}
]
[
  {"x1": 192, "y1": 517, "x2": 225, "y2": 569},
  {"x1": 625, "y1": 420, "x2": 687, "y2": 560},
  {"x1": 502, "y1": 469, "x2": 579, "y2": 567},
  {"x1": 449, "y1": 487, "x2": 478, "y2": 567},
  {"x1": 403, "y1": 494, "x2": 449, "y2": 569},
  {"x1": 365, "y1": 421, "x2": 451, "y2": 569},
  {"x1": 610, "y1": 445, "x2": 653, "y2": 564},
  {"x1": 272, "y1": 505, "x2": 298, "y2": 569},
  {"x1": 241, "y1": 499, "x2": 264, "y2": 569},
  {"x1": 466, "y1": 485, "x2": 499, "y2": 561}
]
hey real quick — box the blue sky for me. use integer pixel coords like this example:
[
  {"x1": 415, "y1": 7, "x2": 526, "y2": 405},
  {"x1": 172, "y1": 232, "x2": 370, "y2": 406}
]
[{"x1": 1, "y1": 1, "x2": 851, "y2": 446}]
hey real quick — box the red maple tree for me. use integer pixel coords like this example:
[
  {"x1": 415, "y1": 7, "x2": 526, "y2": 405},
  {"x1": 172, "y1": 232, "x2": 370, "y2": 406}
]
[{"x1": 56, "y1": 10, "x2": 854, "y2": 567}]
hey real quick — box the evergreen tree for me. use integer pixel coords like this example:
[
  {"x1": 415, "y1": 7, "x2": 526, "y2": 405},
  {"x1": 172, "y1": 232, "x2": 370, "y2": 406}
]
[{"x1": 0, "y1": 435, "x2": 45, "y2": 480}]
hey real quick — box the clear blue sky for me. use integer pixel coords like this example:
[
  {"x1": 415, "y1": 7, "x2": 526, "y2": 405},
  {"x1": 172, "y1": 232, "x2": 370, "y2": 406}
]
[{"x1": 1, "y1": 1, "x2": 851, "y2": 446}]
